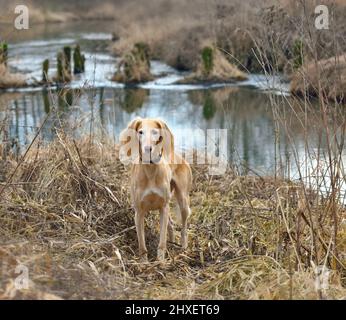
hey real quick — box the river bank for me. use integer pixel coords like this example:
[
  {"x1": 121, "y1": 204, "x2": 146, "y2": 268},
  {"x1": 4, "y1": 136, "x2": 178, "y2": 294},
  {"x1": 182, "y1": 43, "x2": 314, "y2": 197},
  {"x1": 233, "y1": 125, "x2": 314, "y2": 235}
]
[
  {"x1": 1, "y1": 135, "x2": 345, "y2": 299},
  {"x1": 1, "y1": 0, "x2": 346, "y2": 101}
]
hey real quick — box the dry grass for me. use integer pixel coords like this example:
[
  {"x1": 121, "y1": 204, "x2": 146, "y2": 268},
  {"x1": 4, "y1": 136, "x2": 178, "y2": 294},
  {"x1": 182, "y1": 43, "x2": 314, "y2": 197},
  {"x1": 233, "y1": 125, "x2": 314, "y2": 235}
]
[
  {"x1": 0, "y1": 0, "x2": 119, "y2": 24},
  {"x1": 179, "y1": 47, "x2": 248, "y2": 84},
  {"x1": 108, "y1": 1, "x2": 248, "y2": 69},
  {"x1": 0, "y1": 133, "x2": 345, "y2": 300},
  {"x1": 0, "y1": 64, "x2": 27, "y2": 89},
  {"x1": 112, "y1": 43, "x2": 154, "y2": 84},
  {"x1": 109, "y1": 0, "x2": 346, "y2": 79},
  {"x1": 290, "y1": 54, "x2": 346, "y2": 103},
  {"x1": 1, "y1": 0, "x2": 346, "y2": 300}
]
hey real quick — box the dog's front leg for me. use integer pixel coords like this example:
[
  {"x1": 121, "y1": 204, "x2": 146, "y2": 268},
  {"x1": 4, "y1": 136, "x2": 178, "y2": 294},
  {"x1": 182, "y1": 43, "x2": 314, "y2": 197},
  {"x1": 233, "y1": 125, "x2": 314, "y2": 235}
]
[
  {"x1": 158, "y1": 204, "x2": 169, "y2": 261},
  {"x1": 167, "y1": 216, "x2": 175, "y2": 243},
  {"x1": 135, "y1": 209, "x2": 148, "y2": 262}
]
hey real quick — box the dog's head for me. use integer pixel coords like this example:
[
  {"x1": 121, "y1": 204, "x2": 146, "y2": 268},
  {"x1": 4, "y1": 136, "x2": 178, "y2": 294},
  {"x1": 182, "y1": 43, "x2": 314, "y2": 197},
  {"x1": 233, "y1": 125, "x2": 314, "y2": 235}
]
[{"x1": 119, "y1": 117, "x2": 174, "y2": 164}]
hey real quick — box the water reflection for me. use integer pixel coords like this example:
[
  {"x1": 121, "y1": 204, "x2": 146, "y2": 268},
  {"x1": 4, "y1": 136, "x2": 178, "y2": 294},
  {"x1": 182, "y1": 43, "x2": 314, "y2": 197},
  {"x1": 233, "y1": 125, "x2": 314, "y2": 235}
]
[
  {"x1": 119, "y1": 89, "x2": 149, "y2": 114},
  {"x1": 1, "y1": 22, "x2": 345, "y2": 202},
  {"x1": 2, "y1": 84, "x2": 346, "y2": 199},
  {"x1": 1, "y1": 86, "x2": 292, "y2": 174}
]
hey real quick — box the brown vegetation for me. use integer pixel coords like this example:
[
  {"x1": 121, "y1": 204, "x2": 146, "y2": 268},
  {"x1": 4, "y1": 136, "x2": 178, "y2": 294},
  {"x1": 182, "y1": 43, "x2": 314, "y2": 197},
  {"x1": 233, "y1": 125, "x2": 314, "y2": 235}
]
[
  {"x1": 2, "y1": 0, "x2": 346, "y2": 96},
  {"x1": 112, "y1": 43, "x2": 154, "y2": 84},
  {"x1": 108, "y1": 0, "x2": 346, "y2": 99},
  {"x1": 1, "y1": 0, "x2": 346, "y2": 300},
  {"x1": 0, "y1": 134, "x2": 345, "y2": 299},
  {"x1": 179, "y1": 47, "x2": 247, "y2": 84},
  {"x1": 290, "y1": 54, "x2": 346, "y2": 103},
  {"x1": 0, "y1": 64, "x2": 27, "y2": 89},
  {"x1": 0, "y1": 0, "x2": 119, "y2": 25}
]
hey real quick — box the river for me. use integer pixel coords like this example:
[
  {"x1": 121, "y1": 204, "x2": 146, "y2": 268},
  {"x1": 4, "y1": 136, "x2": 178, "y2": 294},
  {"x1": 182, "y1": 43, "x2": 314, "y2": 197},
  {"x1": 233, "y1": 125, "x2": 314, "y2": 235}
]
[{"x1": 1, "y1": 21, "x2": 344, "y2": 200}]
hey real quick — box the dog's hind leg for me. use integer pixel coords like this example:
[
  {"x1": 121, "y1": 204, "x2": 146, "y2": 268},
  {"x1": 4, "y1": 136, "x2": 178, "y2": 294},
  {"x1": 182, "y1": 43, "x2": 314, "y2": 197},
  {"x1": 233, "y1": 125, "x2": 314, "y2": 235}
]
[
  {"x1": 175, "y1": 191, "x2": 190, "y2": 250},
  {"x1": 135, "y1": 209, "x2": 148, "y2": 262},
  {"x1": 167, "y1": 215, "x2": 174, "y2": 243},
  {"x1": 158, "y1": 204, "x2": 169, "y2": 261}
]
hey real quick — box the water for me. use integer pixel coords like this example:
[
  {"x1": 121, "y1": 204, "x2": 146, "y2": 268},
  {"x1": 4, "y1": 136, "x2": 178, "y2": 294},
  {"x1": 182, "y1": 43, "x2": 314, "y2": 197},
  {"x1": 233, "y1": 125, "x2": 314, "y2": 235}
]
[{"x1": 1, "y1": 21, "x2": 345, "y2": 198}]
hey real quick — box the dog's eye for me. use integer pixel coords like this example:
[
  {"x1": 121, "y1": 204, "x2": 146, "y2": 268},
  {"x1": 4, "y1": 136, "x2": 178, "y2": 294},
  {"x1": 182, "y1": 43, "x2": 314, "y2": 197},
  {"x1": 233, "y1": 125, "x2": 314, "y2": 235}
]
[
  {"x1": 138, "y1": 130, "x2": 144, "y2": 135},
  {"x1": 151, "y1": 129, "x2": 159, "y2": 136}
]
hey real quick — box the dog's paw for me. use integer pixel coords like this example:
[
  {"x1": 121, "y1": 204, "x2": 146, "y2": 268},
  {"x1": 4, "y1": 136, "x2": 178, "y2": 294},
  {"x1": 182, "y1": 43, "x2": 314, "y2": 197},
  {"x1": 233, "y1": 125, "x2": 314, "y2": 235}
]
[
  {"x1": 139, "y1": 253, "x2": 148, "y2": 263},
  {"x1": 168, "y1": 230, "x2": 175, "y2": 243},
  {"x1": 157, "y1": 249, "x2": 166, "y2": 261},
  {"x1": 181, "y1": 231, "x2": 188, "y2": 250}
]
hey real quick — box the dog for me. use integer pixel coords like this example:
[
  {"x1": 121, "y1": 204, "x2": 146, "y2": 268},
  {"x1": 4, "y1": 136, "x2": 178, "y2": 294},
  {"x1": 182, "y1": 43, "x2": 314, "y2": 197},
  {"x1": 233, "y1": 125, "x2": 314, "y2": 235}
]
[{"x1": 119, "y1": 117, "x2": 192, "y2": 261}]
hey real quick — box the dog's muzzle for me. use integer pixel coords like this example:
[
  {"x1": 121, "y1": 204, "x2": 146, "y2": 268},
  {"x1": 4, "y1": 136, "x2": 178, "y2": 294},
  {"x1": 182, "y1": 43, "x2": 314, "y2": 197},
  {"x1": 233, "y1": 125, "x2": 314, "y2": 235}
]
[{"x1": 141, "y1": 148, "x2": 163, "y2": 164}]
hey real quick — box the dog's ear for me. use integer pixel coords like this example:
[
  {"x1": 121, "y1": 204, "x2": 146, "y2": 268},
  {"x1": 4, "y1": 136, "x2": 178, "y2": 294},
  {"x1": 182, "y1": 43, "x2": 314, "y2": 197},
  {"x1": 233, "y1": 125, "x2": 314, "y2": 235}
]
[
  {"x1": 119, "y1": 117, "x2": 142, "y2": 145},
  {"x1": 119, "y1": 117, "x2": 142, "y2": 162},
  {"x1": 155, "y1": 119, "x2": 174, "y2": 163},
  {"x1": 127, "y1": 117, "x2": 143, "y2": 132}
]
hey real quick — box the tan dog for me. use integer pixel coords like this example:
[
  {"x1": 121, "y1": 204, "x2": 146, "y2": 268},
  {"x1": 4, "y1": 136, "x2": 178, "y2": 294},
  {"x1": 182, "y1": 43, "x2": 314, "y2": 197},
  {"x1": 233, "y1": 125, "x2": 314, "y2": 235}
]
[{"x1": 120, "y1": 117, "x2": 192, "y2": 261}]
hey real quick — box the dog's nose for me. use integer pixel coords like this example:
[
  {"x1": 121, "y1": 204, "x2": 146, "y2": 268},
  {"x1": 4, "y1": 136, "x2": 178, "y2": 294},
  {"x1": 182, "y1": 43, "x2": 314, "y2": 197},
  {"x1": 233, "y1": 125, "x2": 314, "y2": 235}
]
[{"x1": 144, "y1": 146, "x2": 152, "y2": 153}]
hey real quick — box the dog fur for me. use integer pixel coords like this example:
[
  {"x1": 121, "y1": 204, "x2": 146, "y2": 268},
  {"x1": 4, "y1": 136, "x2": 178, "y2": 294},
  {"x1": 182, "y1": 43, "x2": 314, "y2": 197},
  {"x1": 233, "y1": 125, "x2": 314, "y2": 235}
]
[{"x1": 119, "y1": 117, "x2": 192, "y2": 261}]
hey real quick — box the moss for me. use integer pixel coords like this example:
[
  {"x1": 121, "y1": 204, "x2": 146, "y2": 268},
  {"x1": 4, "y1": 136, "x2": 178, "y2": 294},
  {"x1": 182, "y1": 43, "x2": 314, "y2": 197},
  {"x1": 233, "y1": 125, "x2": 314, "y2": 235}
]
[
  {"x1": 57, "y1": 52, "x2": 64, "y2": 82},
  {"x1": 73, "y1": 45, "x2": 85, "y2": 74},
  {"x1": 134, "y1": 42, "x2": 150, "y2": 66},
  {"x1": 42, "y1": 59, "x2": 49, "y2": 82},
  {"x1": 56, "y1": 50, "x2": 72, "y2": 83},
  {"x1": 201, "y1": 46, "x2": 214, "y2": 76},
  {"x1": 63, "y1": 46, "x2": 72, "y2": 75},
  {"x1": 0, "y1": 42, "x2": 8, "y2": 66},
  {"x1": 292, "y1": 39, "x2": 304, "y2": 70},
  {"x1": 202, "y1": 93, "x2": 217, "y2": 119}
]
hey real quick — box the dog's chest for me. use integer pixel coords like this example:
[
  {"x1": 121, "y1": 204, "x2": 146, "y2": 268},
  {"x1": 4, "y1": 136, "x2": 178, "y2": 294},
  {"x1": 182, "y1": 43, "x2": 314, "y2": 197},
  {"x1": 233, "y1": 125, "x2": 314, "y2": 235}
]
[
  {"x1": 133, "y1": 167, "x2": 171, "y2": 211},
  {"x1": 139, "y1": 187, "x2": 167, "y2": 210}
]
